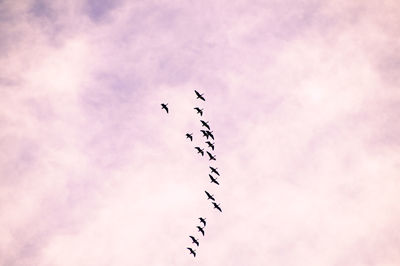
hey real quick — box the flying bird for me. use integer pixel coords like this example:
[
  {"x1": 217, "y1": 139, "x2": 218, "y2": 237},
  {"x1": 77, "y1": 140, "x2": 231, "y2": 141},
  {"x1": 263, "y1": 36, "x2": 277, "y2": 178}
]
[
  {"x1": 197, "y1": 226, "x2": 205, "y2": 236},
  {"x1": 194, "y1": 107, "x2": 203, "y2": 116},
  {"x1": 194, "y1": 90, "x2": 205, "y2": 101},
  {"x1": 187, "y1": 247, "x2": 196, "y2": 257},
  {"x1": 200, "y1": 130, "x2": 209, "y2": 139},
  {"x1": 189, "y1": 236, "x2": 199, "y2": 246},
  {"x1": 195, "y1": 147, "x2": 204, "y2": 156},
  {"x1": 212, "y1": 202, "x2": 222, "y2": 212},
  {"x1": 206, "y1": 130, "x2": 214, "y2": 140},
  {"x1": 204, "y1": 190, "x2": 215, "y2": 201},
  {"x1": 200, "y1": 120, "x2": 210, "y2": 130},
  {"x1": 186, "y1": 133, "x2": 193, "y2": 141},
  {"x1": 209, "y1": 166, "x2": 220, "y2": 176},
  {"x1": 161, "y1": 103, "x2": 168, "y2": 113},
  {"x1": 199, "y1": 217, "x2": 206, "y2": 227},
  {"x1": 205, "y1": 141, "x2": 215, "y2": 150},
  {"x1": 209, "y1": 174, "x2": 219, "y2": 185},
  {"x1": 207, "y1": 151, "x2": 216, "y2": 161}
]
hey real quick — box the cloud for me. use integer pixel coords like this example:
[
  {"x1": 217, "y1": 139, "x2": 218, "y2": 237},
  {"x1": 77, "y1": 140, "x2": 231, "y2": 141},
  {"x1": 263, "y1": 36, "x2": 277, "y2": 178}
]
[{"x1": 1, "y1": 0, "x2": 400, "y2": 265}]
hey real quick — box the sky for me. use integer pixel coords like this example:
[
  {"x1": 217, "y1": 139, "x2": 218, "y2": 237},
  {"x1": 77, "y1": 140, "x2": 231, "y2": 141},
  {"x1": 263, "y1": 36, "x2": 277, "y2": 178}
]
[{"x1": 1, "y1": 0, "x2": 400, "y2": 265}]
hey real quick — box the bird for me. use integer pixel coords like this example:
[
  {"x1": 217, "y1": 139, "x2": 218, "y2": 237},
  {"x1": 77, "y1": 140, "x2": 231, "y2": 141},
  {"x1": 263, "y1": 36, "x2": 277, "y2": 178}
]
[
  {"x1": 161, "y1": 103, "x2": 168, "y2": 113},
  {"x1": 187, "y1": 247, "x2": 196, "y2": 257},
  {"x1": 204, "y1": 190, "x2": 215, "y2": 201},
  {"x1": 212, "y1": 202, "x2": 222, "y2": 212},
  {"x1": 206, "y1": 130, "x2": 214, "y2": 140},
  {"x1": 189, "y1": 236, "x2": 199, "y2": 246},
  {"x1": 194, "y1": 107, "x2": 203, "y2": 116},
  {"x1": 205, "y1": 141, "x2": 215, "y2": 150},
  {"x1": 200, "y1": 120, "x2": 210, "y2": 130},
  {"x1": 194, "y1": 90, "x2": 205, "y2": 101},
  {"x1": 209, "y1": 174, "x2": 219, "y2": 185},
  {"x1": 197, "y1": 225, "x2": 205, "y2": 236},
  {"x1": 200, "y1": 130, "x2": 209, "y2": 139},
  {"x1": 195, "y1": 147, "x2": 204, "y2": 156},
  {"x1": 207, "y1": 151, "x2": 216, "y2": 161},
  {"x1": 209, "y1": 166, "x2": 220, "y2": 176},
  {"x1": 199, "y1": 217, "x2": 206, "y2": 227},
  {"x1": 186, "y1": 133, "x2": 193, "y2": 141}
]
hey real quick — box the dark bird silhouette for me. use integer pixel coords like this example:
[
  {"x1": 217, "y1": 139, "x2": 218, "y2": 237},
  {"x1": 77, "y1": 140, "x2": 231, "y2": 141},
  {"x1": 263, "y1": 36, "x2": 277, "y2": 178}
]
[
  {"x1": 200, "y1": 120, "x2": 210, "y2": 130},
  {"x1": 194, "y1": 90, "x2": 205, "y2": 101},
  {"x1": 197, "y1": 226, "x2": 205, "y2": 236},
  {"x1": 187, "y1": 247, "x2": 196, "y2": 257},
  {"x1": 200, "y1": 130, "x2": 209, "y2": 139},
  {"x1": 194, "y1": 107, "x2": 203, "y2": 116},
  {"x1": 209, "y1": 166, "x2": 220, "y2": 176},
  {"x1": 206, "y1": 141, "x2": 215, "y2": 150},
  {"x1": 206, "y1": 130, "x2": 214, "y2": 140},
  {"x1": 207, "y1": 151, "x2": 216, "y2": 161},
  {"x1": 161, "y1": 103, "x2": 168, "y2": 113},
  {"x1": 209, "y1": 174, "x2": 219, "y2": 185},
  {"x1": 186, "y1": 133, "x2": 193, "y2": 141},
  {"x1": 212, "y1": 202, "x2": 222, "y2": 212},
  {"x1": 189, "y1": 236, "x2": 199, "y2": 246},
  {"x1": 199, "y1": 217, "x2": 206, "y2": 227},
  {"x1": 195, "y1": 147, "x2": 204, "y2": 156},
  {"x1": 204, "y1": 190, "x2": 215, "y2": 201}
]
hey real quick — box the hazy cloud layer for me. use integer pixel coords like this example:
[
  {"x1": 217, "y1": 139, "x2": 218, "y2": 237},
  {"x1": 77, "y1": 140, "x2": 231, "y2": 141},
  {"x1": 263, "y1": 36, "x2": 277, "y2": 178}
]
[{"x1": 1, "y1": 0, "x2": 400, "y2": 265}]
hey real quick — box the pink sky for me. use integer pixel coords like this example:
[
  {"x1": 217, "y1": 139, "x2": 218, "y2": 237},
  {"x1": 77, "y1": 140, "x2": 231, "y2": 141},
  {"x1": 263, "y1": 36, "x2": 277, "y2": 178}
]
[{"x1": 1, "y1": 0, "x2": 400, "y2": 265}]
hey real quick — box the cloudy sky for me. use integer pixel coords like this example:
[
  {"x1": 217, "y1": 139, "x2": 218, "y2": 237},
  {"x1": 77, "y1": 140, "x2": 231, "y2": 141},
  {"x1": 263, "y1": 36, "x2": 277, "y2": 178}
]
[{"x1": 1, "y1": 0, "x2": 400, "y2": 265}]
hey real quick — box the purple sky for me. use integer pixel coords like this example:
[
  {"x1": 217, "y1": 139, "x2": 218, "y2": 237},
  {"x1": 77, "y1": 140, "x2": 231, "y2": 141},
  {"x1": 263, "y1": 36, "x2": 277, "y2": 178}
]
[{"x1": 1, "y1": 0, "x2": 400, "y2": 265}]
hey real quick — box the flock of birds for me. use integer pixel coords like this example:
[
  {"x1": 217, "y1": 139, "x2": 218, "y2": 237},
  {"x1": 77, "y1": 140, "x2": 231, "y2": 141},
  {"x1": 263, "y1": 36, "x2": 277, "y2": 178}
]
[{"x1": 161, "y1": 90, "x2": 222, "y2": 258}]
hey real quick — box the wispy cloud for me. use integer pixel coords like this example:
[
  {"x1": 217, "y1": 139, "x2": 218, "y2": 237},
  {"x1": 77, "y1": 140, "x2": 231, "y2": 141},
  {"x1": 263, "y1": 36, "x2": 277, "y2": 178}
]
[{"x1": 1, "y1": 0, "x2": 400, "y2": 265}]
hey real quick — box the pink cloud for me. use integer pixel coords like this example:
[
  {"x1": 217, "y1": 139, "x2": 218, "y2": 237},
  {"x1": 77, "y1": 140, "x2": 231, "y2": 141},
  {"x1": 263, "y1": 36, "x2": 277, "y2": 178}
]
[{"x1": 1, "y1": 0, "x2": 399, "y2": 265}]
